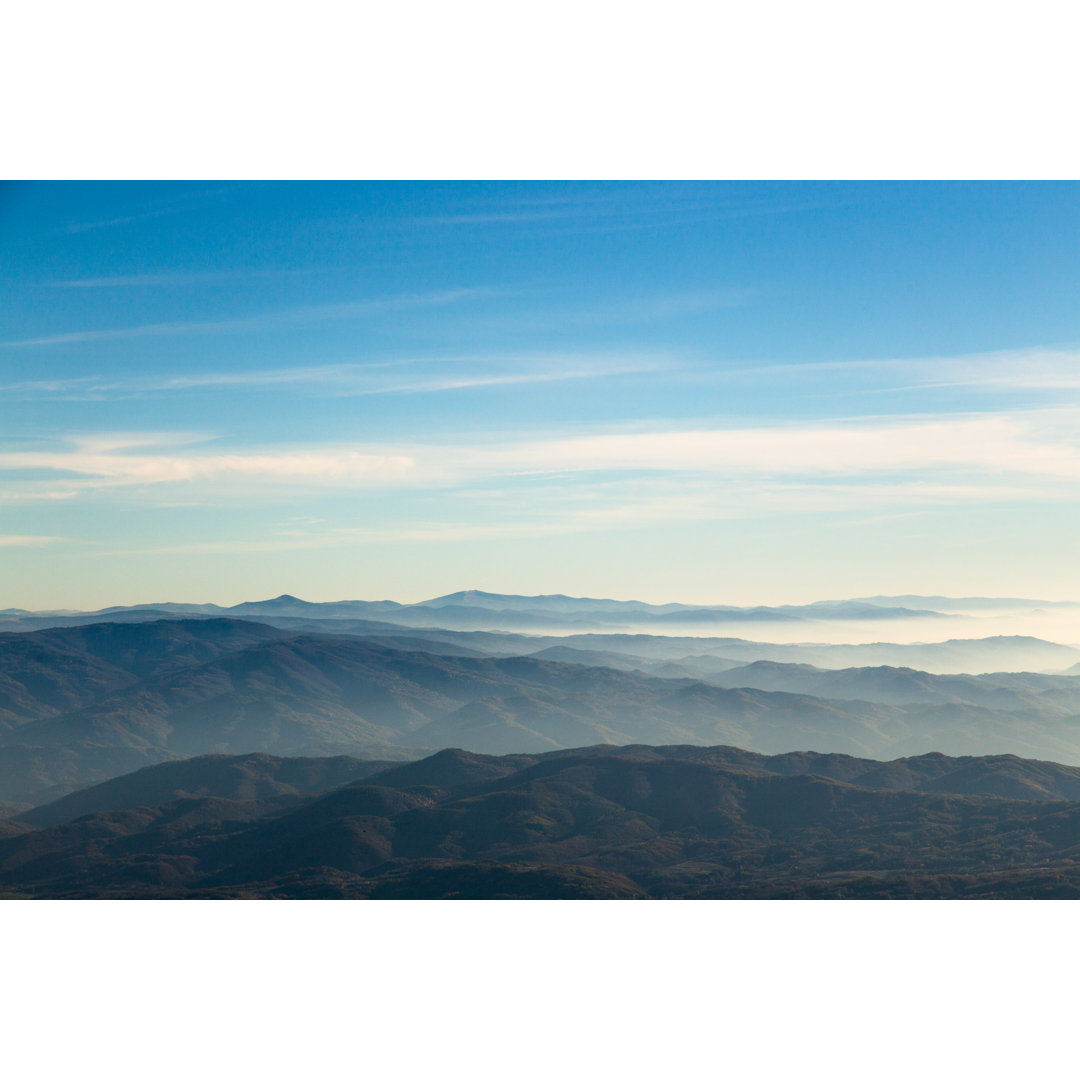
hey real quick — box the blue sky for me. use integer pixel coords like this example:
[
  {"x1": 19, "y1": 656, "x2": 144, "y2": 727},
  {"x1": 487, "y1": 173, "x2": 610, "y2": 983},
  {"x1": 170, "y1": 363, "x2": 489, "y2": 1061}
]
[{"x1": 2, "y1": 181, "x2": 1079, "y2": 608}]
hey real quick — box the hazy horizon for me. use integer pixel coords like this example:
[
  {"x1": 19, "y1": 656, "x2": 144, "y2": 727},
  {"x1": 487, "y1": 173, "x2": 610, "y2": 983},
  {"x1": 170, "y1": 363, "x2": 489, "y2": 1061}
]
[{"x1": 7, "y1": 588, "x2": 1080, "y2": 648}]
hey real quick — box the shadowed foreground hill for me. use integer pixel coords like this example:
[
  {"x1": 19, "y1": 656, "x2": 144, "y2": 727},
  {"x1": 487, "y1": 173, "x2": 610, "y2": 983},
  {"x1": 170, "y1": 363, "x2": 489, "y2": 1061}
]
[{"x1": 8, "y1": 744, "x2": 1080, "y2": 898}]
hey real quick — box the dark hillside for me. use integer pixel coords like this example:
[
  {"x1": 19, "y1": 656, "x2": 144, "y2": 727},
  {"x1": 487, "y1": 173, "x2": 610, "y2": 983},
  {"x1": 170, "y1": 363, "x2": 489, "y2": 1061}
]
[{"x1": 9, "y1": 743, "x2": 1080, "y2": 898}]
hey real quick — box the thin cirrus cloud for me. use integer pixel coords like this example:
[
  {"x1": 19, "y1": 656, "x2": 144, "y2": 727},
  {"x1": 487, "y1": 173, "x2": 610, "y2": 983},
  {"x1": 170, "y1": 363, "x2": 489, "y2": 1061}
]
[
  {"x1": 127, "y1": 519, "x2": 608, "y2": 557},
  {"x1": 718, "y1": 346, "x2": 1080, "y2": 395},
  {"x1": 58, "y1": 185, "x2": 238, "y2": 234},
  {"x1": 0, "y1": 444, "x2": 416, "y2": 487},
  {"x1": 122, "y1": 477, "x2": 1048, "y2": 558},
  {"x1": 61, "y1": 206, "x2": 187, "y2": 235},
  {"x1": 458, "y1": 286, "x2": 755, "y2": 336},
  {"x1": 10, "y1": 341, "x2": 1071, "y2": 402},
  {"x1": 0, "y1": 534, "x2": 62, "y2": 546},
  {"x1": 41, "y1": 269, "x2": 308, "y2": 288},
  {"x1": 415, "y1": 188, "x2": 852, "y2": 232},
  {"x1": 9, "y1": 342, "x2": 1074, "y2": 406},
  {"x1": 890, "y1": 347, "x2": 1080, "y2": 392},
  {"x1": 0, "y1": 285, "x2": 505, "y2": 348},
  {"x1": 2, "y1": 281, "x2": 749, "y2": 350},
  {"x1": 489, "y1": 414, "x2": 1080, "y2": 480},
  {"x1": 0, "y1": 352, "x2": 673, "y2": 399}
]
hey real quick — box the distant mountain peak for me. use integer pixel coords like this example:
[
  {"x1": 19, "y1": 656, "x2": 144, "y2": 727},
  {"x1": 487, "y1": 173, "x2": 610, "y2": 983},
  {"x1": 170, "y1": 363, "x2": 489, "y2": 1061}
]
[{"x1": 230, "y1": 594, "x2": 311, "y2": 610}]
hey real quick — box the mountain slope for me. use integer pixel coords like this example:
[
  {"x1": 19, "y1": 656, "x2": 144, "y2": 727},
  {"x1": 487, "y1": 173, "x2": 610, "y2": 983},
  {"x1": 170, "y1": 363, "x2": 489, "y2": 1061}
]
[
  {"x1": 711, "y1": 660, "x2": 1080, "y2": 711},
  {"x1": 19, "y1": 753, "x2": 397, "y2": 827},
  {"x1": 7, "y1": 618, "x2": 1080, "y2": 810},
  {"x1": 0, "y1": 618, "x2": 288, "y2": 733},
  {"x1": 10, "y1": 744, "x2": 1080, "y2": 898}
]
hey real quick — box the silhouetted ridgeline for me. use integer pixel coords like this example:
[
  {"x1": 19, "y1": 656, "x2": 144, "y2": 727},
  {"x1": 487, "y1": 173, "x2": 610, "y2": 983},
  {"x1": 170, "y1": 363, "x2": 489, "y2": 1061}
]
[{"x1": 0, "y1": 591, "x2": 957, "y2": 634}]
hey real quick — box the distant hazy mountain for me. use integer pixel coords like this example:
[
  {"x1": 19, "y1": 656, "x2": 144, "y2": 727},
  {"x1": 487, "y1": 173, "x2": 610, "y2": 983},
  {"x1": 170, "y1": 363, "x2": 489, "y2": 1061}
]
[
  {"x1": 227, "y1": 594, "x2": 408, "y2": 619},
  {"x1": 411, "y1": 590, "x2": 686, "y2": 614},
  {"x1": 709, "y1": 660, "x2": 1080, "y2": 711},
  {"x1": 854, "y1": 595, "x2": 1080, "y2": 612},
  {"x1": 521, "y1": 632, "x2": 1080, "y2": 674},
  {"x1": 4, "y1": 617, "x2": 1080, "y2": 810},
  {"x1": 527, "y1": 645, "x2": 714, "y2": 672},
  {"x1": 6, "y1": 628, "x2": 910, "y2": 760},
  {"x1": 10, "y1": 743, "x2": 1080, "y2": 898},
  {"x1": 0, "y1": 618, "x2": 287, "y2": 733},
  {"x1": 414, "y1": 590, "x2": 945, "y2": 619},
  {"x1": 235, "y1": 623, "x2": 1079, "y2": 675},
  {"x1": 0, "y1": 590, "x2": 952, "y2": 635}
]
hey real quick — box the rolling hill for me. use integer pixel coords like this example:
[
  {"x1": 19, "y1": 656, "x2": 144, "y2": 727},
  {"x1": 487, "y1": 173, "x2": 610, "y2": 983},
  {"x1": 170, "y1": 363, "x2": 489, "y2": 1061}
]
[{"x1": 9, "y1": 743, "x2": 1080, "y2": 898}]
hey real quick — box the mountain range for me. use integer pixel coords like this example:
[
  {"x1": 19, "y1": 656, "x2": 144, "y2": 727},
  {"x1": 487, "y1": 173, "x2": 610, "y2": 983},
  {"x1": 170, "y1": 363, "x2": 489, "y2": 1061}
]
[
  {"x1": 4, "y1": 590, "x2": 1080, "y2": 899},
  {"x1": 3, "y1": 614, "x2": 1080, "y2": 811},
  {"x1": 0, "y1": 590, "x2": 956, "y2": 635},
  {"x1": 7, "y1": 743, "x2": 1080, "y2": 898}
]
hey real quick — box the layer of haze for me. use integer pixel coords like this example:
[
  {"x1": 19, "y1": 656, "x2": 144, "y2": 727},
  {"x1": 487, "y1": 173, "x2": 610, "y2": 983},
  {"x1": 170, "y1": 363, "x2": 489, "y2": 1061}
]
[
  {"x1": 2, "y1": 181, "x2": 1079, "y2": 615},
  {"x1": 605, "y1": 610, "x2": 1080, "y2": 647}
]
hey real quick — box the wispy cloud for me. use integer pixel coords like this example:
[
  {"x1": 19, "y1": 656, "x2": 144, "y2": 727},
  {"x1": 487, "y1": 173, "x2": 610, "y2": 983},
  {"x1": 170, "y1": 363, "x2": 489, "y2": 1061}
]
[
  {"x1": 0, "y1": 488, "x2": 77, "y2": 503},
  {"x1": 0, "y1": 352, "x2": 674, "y2": 399},
  {"x1": 59, "y1": 185, "x2": 237, "y2": 234},
  {"x1": 715, "y1": 346, "x2": 1080, "y2": 395},
  {"x1": 62, "y1": 206, "x2": 187, "y2": 235},
  {"x1": 449, "y1": 286, "x2": 755, "y2": 337},
  {"x1": 122, "y1": 519, "x2": 604, "y2": 556},
  {"x1": 0, "y1": 534, "x2": 63, "y2": 546},
  {"x1": 115, "y1": 476, "x2": 1049, "y2": 558},
  {"x1": 891, "y1": 347, "x2": 1080, "y2": 392},
  {"x1": 0, "y1": 286, "x2": 504, "y2": 348},
  {"x1": 488, "y1": 413, "x2": 1080, "y2": 480},
  {"x1": 41, "y1": 269, "x2": 306, "y2": 288},
  {"x1": 0, "y1": 444, "x2": 416, "y2": 488},
  {"x1": 415, "y1": 186, "x2": 850, "y2": 233},
  {"x1": 5, "y1": 411, "x2": 1080, "y2": 508}
]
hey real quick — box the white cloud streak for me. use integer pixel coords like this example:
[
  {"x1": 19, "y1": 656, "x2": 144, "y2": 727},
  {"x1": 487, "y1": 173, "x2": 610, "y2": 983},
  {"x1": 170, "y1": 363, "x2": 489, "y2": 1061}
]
[
  {"x1": 116, "y1": 476, "x2": 1050, "y2": 558},
  {"x1": 58, "y1": 186, "x2": 238, "y2": 234},
  {"x1": 41, "y1": 270, "x2": 305, "y2": 288},
  {"x1": 0, "y1": 446, "x2": 415, "y2": 487},
  {"x1": 0, "y1": 286, "x2": 503, "y2": 348},
  {"x1": 5, "y1": 412, "x2": 1080, "y2": 501},
  {"x1": 0, "y1": 534, "x2": 63, "y2": 546},
  {"x1": 61, "y1": 206, "x2": 186, "y2": 234},
  {"x1": 490, "y1": 415, "x2": 1080, "y2": 479},
  {"x1": 718, "y1": 346, "x2": 1080, "y2": 394},
  {"x1": 414, "y1": 188, "x2": 849, "y2": 232},
  {"x1": 0, "y1": 353, "x2": 673, "y2": 400}
]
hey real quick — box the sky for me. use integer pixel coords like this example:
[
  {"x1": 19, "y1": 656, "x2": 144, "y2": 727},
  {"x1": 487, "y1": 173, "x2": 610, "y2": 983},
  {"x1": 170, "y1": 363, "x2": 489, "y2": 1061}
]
[{"x1": 2, "y1": 180, "x2": 1079, "y2": 610}]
